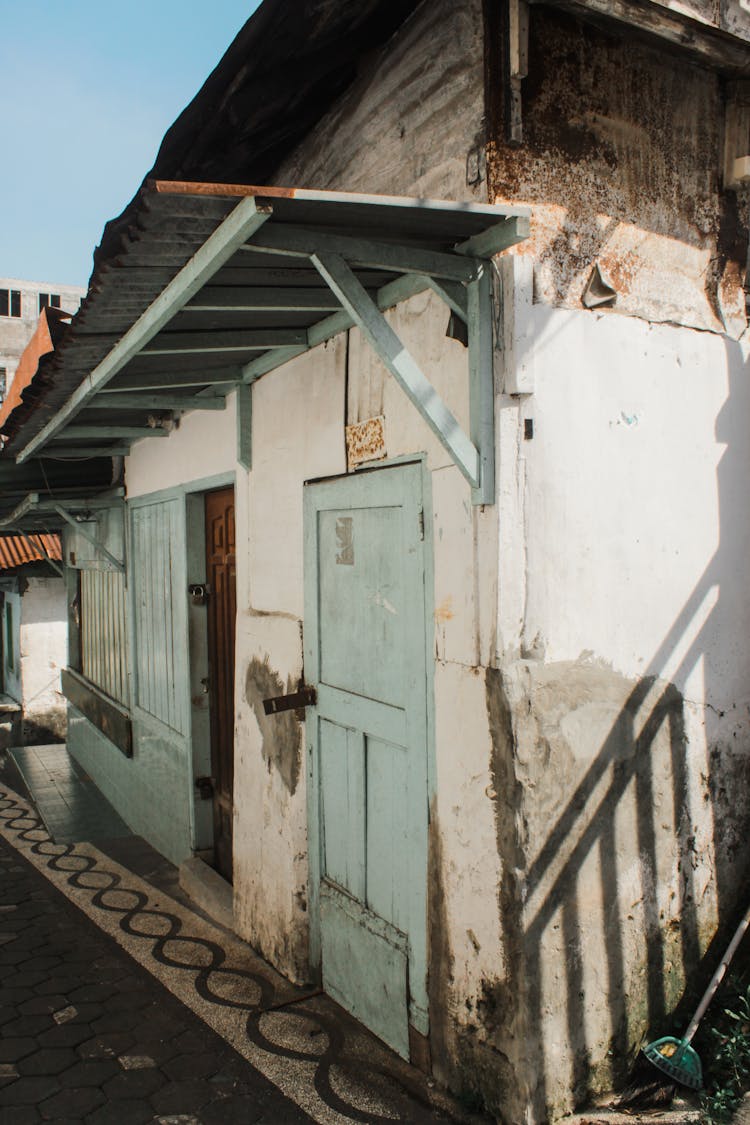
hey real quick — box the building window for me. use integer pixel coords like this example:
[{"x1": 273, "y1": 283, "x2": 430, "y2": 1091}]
[
  {"x1": 0, "y1": 369, "x2": 6, "y2": 402},
  {"x1": 0, "y1": 290, "x2": 21, "y2": 318},
  {"x1": 38, "y1": 293, "x2": 61, "y2": 313}
]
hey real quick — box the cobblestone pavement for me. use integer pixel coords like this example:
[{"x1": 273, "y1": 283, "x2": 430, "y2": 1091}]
[
  {"x1": 0, "y1": 779, "x2": 480, "y2": 1124},
  {"x1": 0, "y1": 834, "x2": 312, "y2": 1124}
]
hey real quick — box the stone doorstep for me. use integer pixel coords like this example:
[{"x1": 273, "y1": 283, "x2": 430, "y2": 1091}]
[
  {"x1": 178, "y1": 855, "x2": 234, "y2": 933},
  {"x1": 564, "y1": 1108, "x2": 701, "y2": 1125}
]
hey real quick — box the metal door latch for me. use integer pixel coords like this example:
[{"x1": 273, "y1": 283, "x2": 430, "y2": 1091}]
[
  {"x1": 195, "y1": 776, "x2": 215, "y2": 799},
  {"x1": 263, "y1": 686, "x2": 317, "y2": 715}
]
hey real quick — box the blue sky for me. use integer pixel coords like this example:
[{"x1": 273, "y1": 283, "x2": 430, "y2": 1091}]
[{"x1": 1, "y1": 2, "x2": 260, "y2": 288}]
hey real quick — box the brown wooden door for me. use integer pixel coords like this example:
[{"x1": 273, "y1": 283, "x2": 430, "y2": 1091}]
[{"x1": 205, "y1": 487, "x2": 236, "y2": 883}]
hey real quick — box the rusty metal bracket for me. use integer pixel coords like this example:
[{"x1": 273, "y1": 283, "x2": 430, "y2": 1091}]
[{"x1": 263, "y1": 687, "x2": 317, "y2": 715}]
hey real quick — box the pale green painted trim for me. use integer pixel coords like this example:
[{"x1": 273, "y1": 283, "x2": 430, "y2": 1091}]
[
  {"x1": 128, "y1": 471, "x2": 235, "y2": 510},
  {"x1": 468, "y1": 266, "x2": 495, "y2": 505},
  {"x1": 17, "y1": 196, "x2": 274, "y2": 463},
  {"x1": 185, "y1": 492, "x2": 213, "y2": 853},
  {"x1": 244, "y1": 224, "x2": 481, "y2": 283},
  {"x1": 312, "y1": 252, "x2": 480, "y2": 488},
  {"x1": 236, "y1": 383, "x2": 252, "y2": 470},
  {"x1": 61, "y1": 426, "x2": 169, "y2": 440},
  {"x1": 455, "y1": 213, "x2": 531, "y2": 258},
  {"x1": 426, "y1": 277, "x2": 468, "y2": 322},
  {"x1": 86, "y1": 393, "x2": 227, "y2": 412},
  {"x1": 53, "y1": 506, "x2": 124, "y2": 573}
]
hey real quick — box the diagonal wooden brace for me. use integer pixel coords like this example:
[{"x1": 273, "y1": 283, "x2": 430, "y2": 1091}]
[{"x1": 312, "y1": 252, "x2": 481, "y2": 490}]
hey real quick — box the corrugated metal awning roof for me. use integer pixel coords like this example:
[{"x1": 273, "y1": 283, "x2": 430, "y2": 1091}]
[
  {"x1": 0, "y1": 533, "x2": 61, "y2": 572},
  {"x1": 9, "y1": 181, "x2": 529, "y2": 468}
]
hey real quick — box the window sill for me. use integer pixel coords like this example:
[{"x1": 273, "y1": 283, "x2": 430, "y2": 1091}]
[{"x1": 61, "y1": 668, "x2": 132, "y2": 758}]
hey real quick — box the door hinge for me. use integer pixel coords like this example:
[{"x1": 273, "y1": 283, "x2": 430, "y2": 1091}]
[{"x1": 418, "y1": 508, "x2": 425, "y2": 541}]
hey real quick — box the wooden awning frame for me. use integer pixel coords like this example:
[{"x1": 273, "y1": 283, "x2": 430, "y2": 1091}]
[{"x1": 15, "y1": 183, "x2": 531, "y2": 506}]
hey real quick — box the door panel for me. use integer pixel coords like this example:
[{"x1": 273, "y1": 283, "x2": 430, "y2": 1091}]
[
  {"x1": 305, "y1": 463, "x2": 429, "y2": 1058},
  {"x1": 205, "y1": 487, "x2": 236, "y2": 884}
]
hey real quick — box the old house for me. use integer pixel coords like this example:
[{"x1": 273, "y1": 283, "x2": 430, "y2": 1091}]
[{"x1": 1, "y1": 1, "x2": 750, "y2": 1120}]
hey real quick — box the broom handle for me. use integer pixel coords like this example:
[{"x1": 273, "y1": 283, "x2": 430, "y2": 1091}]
[{"x1": 684, "y1": 902, "x2": 750, "y2": 1044}]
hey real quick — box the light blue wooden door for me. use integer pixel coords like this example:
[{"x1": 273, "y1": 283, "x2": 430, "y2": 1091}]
[{"x1": 304, "y1": 463, "x2": 429, "y2": 1060}]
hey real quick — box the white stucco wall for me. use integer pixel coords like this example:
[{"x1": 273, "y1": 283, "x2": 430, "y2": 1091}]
[
  {"x1": 490, "y1": 298, "x2": 750, "y2": 1116},
  {"x1": 125, "y1": 392, "x2": 238, "y2": 499},
  {"x1": 19, "y1": 576, "x2": 67, "y2": 739}
]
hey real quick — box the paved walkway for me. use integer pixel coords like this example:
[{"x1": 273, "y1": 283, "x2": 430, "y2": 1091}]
[
  {"x1": 0, "y1": 754, "x2": 481, "y2": 1124},
  {"x1": 0, "y1": 833, "x2": 310, "y2": 1124}
]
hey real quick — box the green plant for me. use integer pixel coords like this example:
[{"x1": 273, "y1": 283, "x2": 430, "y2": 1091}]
[{"x1": 700, "y1": 983, "x2": 750, "y2": 1124}]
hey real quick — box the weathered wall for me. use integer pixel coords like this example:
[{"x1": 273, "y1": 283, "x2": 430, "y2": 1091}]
[
  {"x1": 488, "y1": 5, "x2": 748, "y2": 337},
  {"x1": 233, "y1": 0, "x2": 510, "y2": 1055},
  {"x1": 477, "y1": 5, "x2": 750, "y2": 1118},
  {"x1": 487, "y1": 301, "x2": 750, "y2": 1119},
  {"x1": 273, "y1": 0, "x2": 487, "y2": 201},
  {"x1": 19, "y1": 576, "x2": 67, "y2": 743}
]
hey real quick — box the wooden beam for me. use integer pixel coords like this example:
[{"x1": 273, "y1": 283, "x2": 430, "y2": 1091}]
[
  {"x1": 241, "y1": 273, "x2": 434, "y2": 385},
  {"x1": 241, "y1": 346, "x2": 308, "y2": 384},
  {"x1": 17, "y1": 196, "x2": 274, "y2": 463},
  {"x1": 243, "y1": 225, "x2": 481, "y2": 283},
  {"x1": 455, "y1": 214, "x2": 531, "y2": 259},
  {"x1": 58, "y1": 426, "x2": 169, "y2": 440},
  {"x1": 312, "y1": 252, "x2": 479, "y2": 488},
  {"x1": 141, "y1": 328, "x2": 306, "y2": 354},
  {"x1": 85, "y1": 393, "x2": 226, "y2": 411},
  {"x1": 105, "y1": 369, "x2": 242, "y2": 392},
  {"x1": 185, "y1": 287, "x2": 341, "y2": 312},
  {"x1": 426, "y1": 278, "x2": 469, "y2": 322},
  {"x1": 53, "y1": 506, "x2": 125, "y2": 572},
  {"x1": 40, "y1": 446, "x2": 132, "y2": 458},
  {"x1": 530, "y1": 0, "x2": 750, "y2": 74}
]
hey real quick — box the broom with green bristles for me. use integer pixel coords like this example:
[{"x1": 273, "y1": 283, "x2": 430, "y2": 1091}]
[{"x1": 641, "y1": 899, "x2": 750, "y2": 1091}]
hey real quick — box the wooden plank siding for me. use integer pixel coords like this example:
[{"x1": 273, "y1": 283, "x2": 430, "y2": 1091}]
[
  {"x1": 80, "y1": 569, "x2": 129, "y2": 706},
  {"x1": 131, "y1": 499, "x2": 186, "y2": 733}
]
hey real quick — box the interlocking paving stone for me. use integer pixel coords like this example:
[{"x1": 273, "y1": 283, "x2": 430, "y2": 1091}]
[
  {"x1": 0, "y1": 777, "x2": 479, "y2": 1125},
  {"x1": 0, "y1": 832, "x2": 312, "y2": 1123},
  {"x1": 16, "y1": 1047, "x2": 78, "y2": 1076}
]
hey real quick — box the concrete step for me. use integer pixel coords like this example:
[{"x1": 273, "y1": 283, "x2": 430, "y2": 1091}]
[{"x1": 565, "y1": 1106, "x2": 700, "y2": 1125}]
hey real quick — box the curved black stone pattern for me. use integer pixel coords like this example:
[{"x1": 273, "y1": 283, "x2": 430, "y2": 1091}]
[{"x1": 0, "y1": 787, "x2": 453, "y2": 1124}]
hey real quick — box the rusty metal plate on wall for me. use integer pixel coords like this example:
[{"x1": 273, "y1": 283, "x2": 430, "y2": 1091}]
[{"x1": 345, "y1": 415, "x2": 386, "y2": 469}]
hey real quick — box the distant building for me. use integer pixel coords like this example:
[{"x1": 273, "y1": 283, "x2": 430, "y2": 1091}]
[{"x1": 0, "y1": 278, "x2": 85, "y2": 400}]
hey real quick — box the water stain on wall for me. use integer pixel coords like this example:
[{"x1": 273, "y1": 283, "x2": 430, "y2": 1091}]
[{"x1": 244, "y1": 656, "x2": 302, "y2": 795}]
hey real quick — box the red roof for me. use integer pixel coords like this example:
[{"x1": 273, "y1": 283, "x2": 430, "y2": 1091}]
[
  {"x1": 0, "y1": 307, "x2": 73, "y2": 443},
  {"x1": 0, "y1": 534, "x2": 62, "y2": 571}
]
